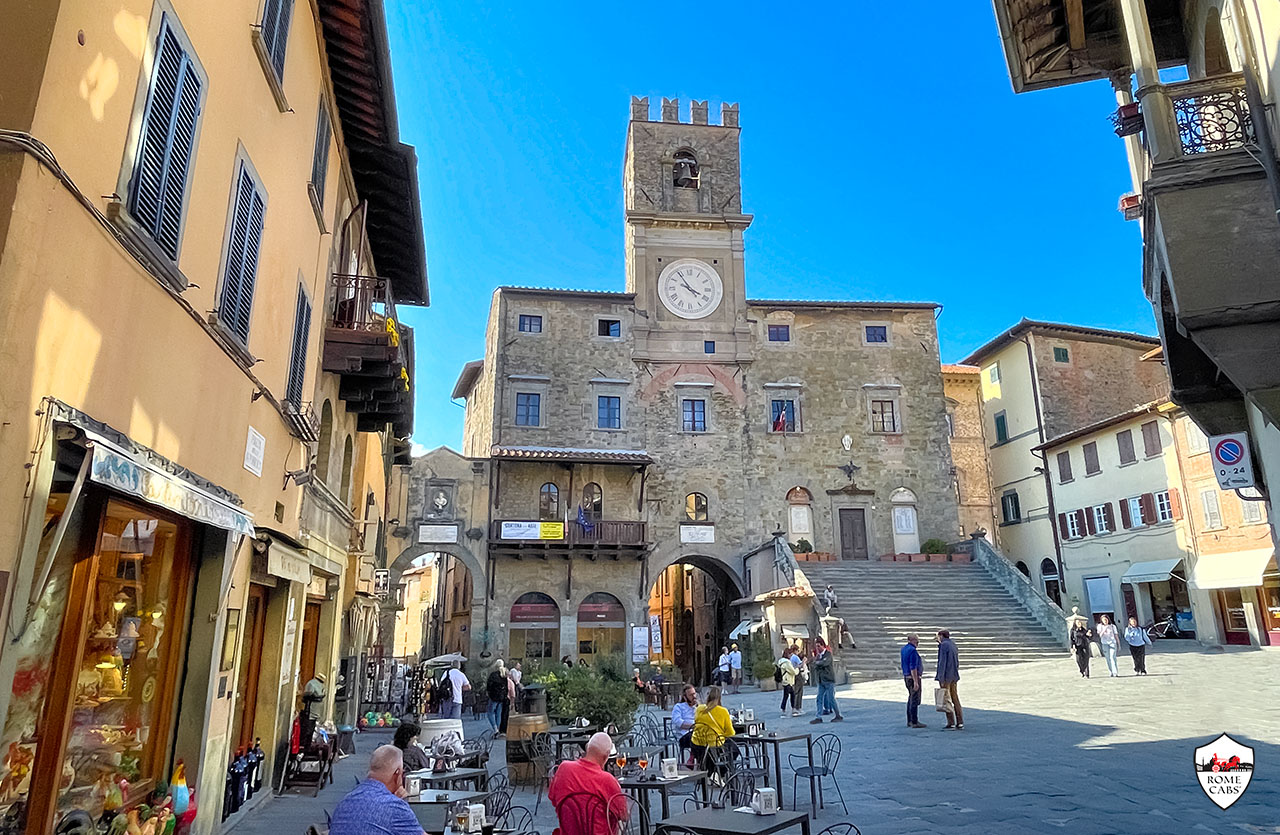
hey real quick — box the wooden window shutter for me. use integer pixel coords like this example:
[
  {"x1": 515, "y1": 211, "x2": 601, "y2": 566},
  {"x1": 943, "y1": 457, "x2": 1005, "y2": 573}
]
[
  {"x1": 1142, "y1": 421, "x2": 1162, "y2": 456},
  {"x1": 1168, "y1": 488, "x2": 1183, "y2": 520},
  {"x1": 1056, "y1": 451, "x2": 1072, "y2": 482},
  {"x1": 261, "y1": 0, "x2": 294, "y2": 80},
  {"x1": 1139, "y1": 493, "x2": 1156, "y2": 525},
  {"x1": 1083, "y1": 507, "x2": 1096, "y2": 536},
  {"x1": 285, "y1": 286, "x2": 311, "y2": 404},
  {"x1": 1119, "y1": 498, "x2": 1132, "y2": 529},
  {"x1": 1076, "y1": 509, "x2": 1090, "y2": 536},
  {"x1": 218, "y1": 163, "x2": 266, "y2": 344},
  {"x1": 310, "y1": 100, "x2": 331, "y2": 195},
  {"x1": 1083, "y1": 442, "x2": 1100, "y2": 474},
  {"x1": 1057, "y1": 512, "x2": 1069, "y2": 539},
  {"x1": 1116, "y1": 430, "x2": 1136, "y2": 464},
  {"x1": 131, "y1": 19, "x2": 202, "y2": 260},
  {"x1": 1102, "y1": 502, "x2": 1116, "y2": 532}
]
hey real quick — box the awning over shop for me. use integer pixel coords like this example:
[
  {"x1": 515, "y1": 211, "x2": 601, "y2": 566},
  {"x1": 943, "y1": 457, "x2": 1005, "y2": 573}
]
[
  {"x1": 85, "y1": 431, "x2": 254, "y2": 536},
  {"x1": 1190, "y1": 549, "x2": 1275, "y2": 591},
  {"x1": 781, "y1": 624, "x2": 810, "y2": 640},
  {"x1": 729, "y1": 620, "x2": 762, "y2": 639},
  {"x1": 264, "y1": 536, "x2": 313, "y2": 584},
  {"x1": 1121, "y1": 558, "x2": 1184, "y2": 585}
]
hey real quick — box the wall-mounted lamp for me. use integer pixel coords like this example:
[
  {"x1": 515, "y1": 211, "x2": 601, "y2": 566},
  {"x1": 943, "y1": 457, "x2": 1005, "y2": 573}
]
[{"x1": 283, "y1": 469, "x2": 313, "y2": 489}]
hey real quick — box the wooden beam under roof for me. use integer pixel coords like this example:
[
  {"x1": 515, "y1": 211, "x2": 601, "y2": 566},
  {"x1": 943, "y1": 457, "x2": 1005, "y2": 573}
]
[{"x1": 1065, "y1": 0, "x2": 1085, "y2": 50}]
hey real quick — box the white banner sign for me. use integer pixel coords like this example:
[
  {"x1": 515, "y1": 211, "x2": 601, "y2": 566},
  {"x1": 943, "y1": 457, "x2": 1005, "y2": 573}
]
[
  {"x1": 417, "y1": 524, "x2": 459, "y2": 544},
  {"x1": 631, "y1": 627, "x2": 649, "y2": 663},
  {"x1": 649, "y1": 614, "x2": 662, "y2": 653},
  {"x1": 500, "y1": 521, "x2": 564, "y2": 540},
  {"x1": 680, "y1": 524, "x2": 715, "y2": 544},
  {"x1": 244, "y1": 426, "x2": 265, "y2": 477}
]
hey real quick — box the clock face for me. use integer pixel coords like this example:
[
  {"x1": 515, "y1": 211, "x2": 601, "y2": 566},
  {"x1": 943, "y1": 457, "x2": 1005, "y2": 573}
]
[{"x1": 658, "y1": 259, "x2": 723, "y2": 320}]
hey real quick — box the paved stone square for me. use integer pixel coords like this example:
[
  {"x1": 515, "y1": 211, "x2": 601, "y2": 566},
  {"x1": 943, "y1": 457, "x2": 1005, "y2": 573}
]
[{"x1": 230, "y1": 644, "x2": 1279, "y2": 835}]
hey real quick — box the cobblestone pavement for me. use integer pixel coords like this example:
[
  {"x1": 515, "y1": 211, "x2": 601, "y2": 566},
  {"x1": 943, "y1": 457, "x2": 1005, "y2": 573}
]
[{"x1": 230, "y1": 644, "x2": 1279, "y2": 835}]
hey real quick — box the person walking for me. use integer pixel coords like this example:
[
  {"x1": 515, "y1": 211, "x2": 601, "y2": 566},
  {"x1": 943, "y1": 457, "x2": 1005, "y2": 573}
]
[
  {"x1": 440, "y1": 661, "x2": 469, "y2": 720},
  {"x1": 809, "y1": 638, "x2": 844, "y2": 724},
  {"x1": 790, "y1": 646, "x2": 808, "y2": 717},
  {"x1": 1097, "y1": 615, "x2": 1120, "y2": 677},
  {"x1": 1124, "y1": 615, "x2": 1152, "y2": 675},
  {"x1": 508, "y1": 661, "x2": 523, "y2": 712},
  {"x1": 1070, "y1": 621, "x2": 1093, "y2": 678},
  {"x1": 728, "y1": 643, "x2": 743, "y2": 694},
  {"x1": 901, "y1": 634, "x2": 926, "y2": 728},
  {"x1": 935, "y1": 630, "x2": 963, "y2": 730},
  {"x1": 485, "y1": 660, "x2": 509, "y2": 734},
  {"x1": 776, "y1": 651, "x2": 797, "y2": 717},
  {"x1": 716, "y1": 646, "x2": 731, "y2": 687}
]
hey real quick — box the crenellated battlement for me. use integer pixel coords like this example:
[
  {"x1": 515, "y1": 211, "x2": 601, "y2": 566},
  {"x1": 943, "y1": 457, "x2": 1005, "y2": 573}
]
[{"x1": 630, "y1": 95, "x2": 739, "y2": 127}]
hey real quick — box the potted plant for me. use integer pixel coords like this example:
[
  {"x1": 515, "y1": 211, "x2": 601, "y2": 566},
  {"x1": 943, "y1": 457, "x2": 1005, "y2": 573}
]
[
  {"x1": 753, "y1": 659, "x2": 778, "y2": 691},
  {"x1": 921, "y1": 538, "x2": 950, "y2": 562}
]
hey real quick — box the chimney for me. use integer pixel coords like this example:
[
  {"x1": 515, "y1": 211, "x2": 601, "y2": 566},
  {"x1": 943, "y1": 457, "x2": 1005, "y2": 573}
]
[
  {"x1": 720, "y1": 103, "x2": 739, "y2": 127},
  {"x1": 630, "y1": 96, "x2": 650, "y2": 121},
  {"x1": 661, "y1": 97, "x2": 680, "y2": 122},
  {"x1": 690, "y1": 100, "x2": 708, "y2": 125}
]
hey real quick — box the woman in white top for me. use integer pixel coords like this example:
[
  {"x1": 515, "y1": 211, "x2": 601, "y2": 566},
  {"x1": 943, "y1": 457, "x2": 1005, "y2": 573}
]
[
  {"x1": 1124, "y1": 616, "x2": 1152, "y2": 675},
  {"x1": 1097, "y1": 614, "x2": 1120, "y2": 677}
]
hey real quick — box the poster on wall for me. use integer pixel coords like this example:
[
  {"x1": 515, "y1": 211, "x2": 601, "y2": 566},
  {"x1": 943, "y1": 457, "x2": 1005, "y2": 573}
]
[
  {"x1": 631, "y1": 626, "x2": 649, "y2": 663},
  {"x1": 649, "y1": 614, "x2": 662, "y2": 653}
]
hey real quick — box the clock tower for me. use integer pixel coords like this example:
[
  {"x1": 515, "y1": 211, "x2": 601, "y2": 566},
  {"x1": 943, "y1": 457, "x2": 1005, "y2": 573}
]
[{"x1": 624, "y1": 96, "x2": 754, "y2": 363}]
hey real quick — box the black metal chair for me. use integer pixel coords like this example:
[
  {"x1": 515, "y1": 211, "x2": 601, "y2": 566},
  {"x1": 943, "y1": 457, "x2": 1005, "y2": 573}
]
[
  {"x1": 553, "y1": 790, "x2": 639, "y2": 835},
  {"x1": 725, "y1": 737, "x2": 769, "y2": 784},
  {"x1": 817, "y1": 824, "x2": 863, "y2": 835},
  {"x1": 682, "y1": 770, "x2": 756, "y2": 812},
  {"x1": 494, "y1": 805, "x2": 535, "y2": 833},
  {"x1": 789, "y1": 733, "x2": 847, "y2": 815}
]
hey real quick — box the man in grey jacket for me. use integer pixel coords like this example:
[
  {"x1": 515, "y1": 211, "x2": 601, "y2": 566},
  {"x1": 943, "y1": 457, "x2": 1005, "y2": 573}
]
[
  {"x1": 935, "y1": 630, "x2": 962, "y2": 730},
  {"x1": 808, "y1": 638, "x2": 844, "y2": 724}
]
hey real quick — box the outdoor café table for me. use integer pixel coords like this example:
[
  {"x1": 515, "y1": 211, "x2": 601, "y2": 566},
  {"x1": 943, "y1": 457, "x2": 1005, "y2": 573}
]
[
  {"x1": 555, "y1": 734, "x2": 591, "y2": 760},
  {"x1": 661, "y1": 807, "x2": 811, "y2": 835},
  {"x1": 619, "y1": 768, "x2": 708, "y2": 827},
  {"x1": 409, "y1": 765, "x2": 490, "y2": 792},
  {"x1": 547, "y1": 723, "x2": 597, "y2": 737},
  {"x1": 736, "y1": 732, "x2": 814, "y2": 810}
]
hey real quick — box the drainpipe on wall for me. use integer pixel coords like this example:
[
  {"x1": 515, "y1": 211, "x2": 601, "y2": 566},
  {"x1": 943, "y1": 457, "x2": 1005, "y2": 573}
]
[{"x1": 1022, "y1": 335, "x2": 1067, "y2": 586}]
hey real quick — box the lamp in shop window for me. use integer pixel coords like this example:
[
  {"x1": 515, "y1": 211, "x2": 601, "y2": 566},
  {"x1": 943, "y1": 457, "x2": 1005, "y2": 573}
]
[{"x1": 112, "y1": 593, "x2": 129, "y2": 614}]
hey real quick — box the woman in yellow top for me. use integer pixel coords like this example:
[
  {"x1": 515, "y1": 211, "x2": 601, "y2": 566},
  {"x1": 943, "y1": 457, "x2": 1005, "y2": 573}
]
[{"x1": 690, "y1": 686, "x2": 735, "y2": 772}]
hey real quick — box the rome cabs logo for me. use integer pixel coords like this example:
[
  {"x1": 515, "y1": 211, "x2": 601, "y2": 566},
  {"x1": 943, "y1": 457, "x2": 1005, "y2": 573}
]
[{"x1": 1195, "y1": 733, "x2": 1254, "y2": 809}]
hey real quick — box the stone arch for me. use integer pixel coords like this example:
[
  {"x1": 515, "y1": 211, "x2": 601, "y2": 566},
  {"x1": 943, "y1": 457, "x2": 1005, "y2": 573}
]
[
  {"x1": 316, "y1": 400, "x2": 334, "y2": 485},
  {"x1": 388, "y1": 541, "x2": 489, "y2": 659},
  {"x1": 340, "y1": 435, "x2": 354, "y2": 506},
  {"x1": 645, "y1": 548, "x2": 747, "y2": 603}
]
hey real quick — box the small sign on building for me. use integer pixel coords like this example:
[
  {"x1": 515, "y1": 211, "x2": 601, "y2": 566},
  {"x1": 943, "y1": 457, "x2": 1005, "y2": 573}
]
[
  {"x1": 1209, "y1": 432, "x2": 1256, "y2": 490},
  {"x1": 679, "y1": 524, "x2": 715, "y2": 544},
  {"x1": 373, "y1": 568, "x2": 390, "y2": 599},
  {"x1": 500, "y1": 521, "x2": 565, "y2": 540},
  {"x1": 418, "y1": 524, "x2": 459, "y2": 544},
  {"x1": 244, "y1": 426, "x2": 265, "y2": 477}
]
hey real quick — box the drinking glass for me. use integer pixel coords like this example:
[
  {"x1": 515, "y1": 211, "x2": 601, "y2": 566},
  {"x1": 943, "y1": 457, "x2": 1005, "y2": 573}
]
[{"x1": 615, "y1": 755, "x2": 627, "y2": 771}]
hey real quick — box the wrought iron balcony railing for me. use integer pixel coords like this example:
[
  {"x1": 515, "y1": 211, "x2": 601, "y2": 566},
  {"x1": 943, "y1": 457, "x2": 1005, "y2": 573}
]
[
  {"x1": 1167, "y1": 74, "x2": 1254, "y2": 156},
  {"x1": 330, "y1": 273, "x2": 399, "y2": 334},
  {"x1": 489, "y1": 519, "x2": 647, "y2": 547}
]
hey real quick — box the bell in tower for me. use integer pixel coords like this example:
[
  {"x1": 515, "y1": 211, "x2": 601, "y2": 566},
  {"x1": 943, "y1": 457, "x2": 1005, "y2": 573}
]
[{"x1": 673, "y1": 150, "x2": 699, "y2": 189}]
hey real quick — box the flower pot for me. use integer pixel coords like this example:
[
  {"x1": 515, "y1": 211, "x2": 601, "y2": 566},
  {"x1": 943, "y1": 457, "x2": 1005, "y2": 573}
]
[
  {"x1": 908, "y1": 553, "x2": 927, "y2": 563},
  {"x1": 950, "y1": 553, "x2": 971, "y2": 563},
  {"x1": 758, "y1": 678, "x2": 777, "y2": 692},
  {"x1": 879, "y1": 554, "x2": 897, "y2": 562},
  {"x1": 927, "y1": 553, "x2": 948, "y2": 563}
]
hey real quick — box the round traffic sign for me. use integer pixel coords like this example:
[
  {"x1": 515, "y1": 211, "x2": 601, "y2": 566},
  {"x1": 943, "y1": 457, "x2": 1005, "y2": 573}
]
[{"x1": 1214, "y1": 438, "x2": 1244, "y2": 466}]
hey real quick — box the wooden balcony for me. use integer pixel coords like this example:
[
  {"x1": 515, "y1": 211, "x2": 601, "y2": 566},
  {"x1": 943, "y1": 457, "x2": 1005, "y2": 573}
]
[
  {"x1": 488, "y1": 519, "x2": 648, "y2": 558},
  {"x1": 322, "y1": 273, "x2": 412, "y2": 433}
]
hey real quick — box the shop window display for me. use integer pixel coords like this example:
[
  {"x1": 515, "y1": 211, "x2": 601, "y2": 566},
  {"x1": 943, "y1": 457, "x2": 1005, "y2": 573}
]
[{"x1": 0, "y1": 496, "x2": 192, "y2": 829}]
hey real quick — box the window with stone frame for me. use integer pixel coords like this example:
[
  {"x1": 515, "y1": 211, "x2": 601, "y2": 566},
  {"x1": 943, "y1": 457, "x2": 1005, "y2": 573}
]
[
  {"x1": 685, "y1": 492, "x2": 708, "y2": 521},
  {"x1": 515, "y1": 392, "x2": 541, "y2": 426},
  {"x1": 1000, "y1": 490, "x2": 1021, "y2": 523},
  {"x1": 539, "y1": 483, "x2": 559, "y2": 520},
  {"x1": 518, "y1": 314, "x2": 542, "y2": 333},
  {"x1": 767, "y1": 324, "x2": 790, "y2": 342},
  {"x1": 770, "y1": 399, "x2": 797, "y2": 432},
  {"x1": 682, "y1": 398, "x2": 706, "y2": 432},
  {"x1": 1065, "y1": 511, "x2": 1082, "y2": 539},
  {"x1": 870, "y1": 398, "x2": 899, "y2": 433},
  {"x1": 597, "y1": 395, "x2": 621, "y2": 429}
]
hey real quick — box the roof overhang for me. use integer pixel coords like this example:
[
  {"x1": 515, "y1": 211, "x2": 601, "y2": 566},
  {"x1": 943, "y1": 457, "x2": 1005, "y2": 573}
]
[
  {"x1": 318, "y1": 0, "x2": 428, "y2": 305},
  {"x1": 961, "y1": 318, "x2": 1160, "y2": 365},
  {"x1": 451, "y1": 360, "x2": 484, "y2": 400},
  {"x1": 490, "y1": 445, "x2": 653, "y2": 465}
]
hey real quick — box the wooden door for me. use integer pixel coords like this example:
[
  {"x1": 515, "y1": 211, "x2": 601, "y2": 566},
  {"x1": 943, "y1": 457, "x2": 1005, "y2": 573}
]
[
  {"x1": 1218, "y1": 590, "x2": 1252, "y2": 645},
  {"x1": 300, "y1": 600, "x2": 322, "y2": 686},
  {"x1": 235, "y1": 584, "x2": 268, "y2": 751},
  {"x1": 839, "y1": 508, "x2": 869, "y2": 560}
]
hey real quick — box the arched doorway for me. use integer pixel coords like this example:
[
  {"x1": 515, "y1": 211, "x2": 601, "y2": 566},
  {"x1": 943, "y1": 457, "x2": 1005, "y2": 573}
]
[
  {"x1": 645, "y1": 557, "x2": 741, "y2": 687},
  {"x1": 1040, "y1": 558, "x2": 1062, "y2": 607},
  {"x1": 509, "y1": 592, "x2": 560, "y2": 665},
  {"x1": 577, "y1": 592, "x2": 626, "y2": 663},
  {"x1": 1015, "y1": 561, "x2": 1030, "y2": 578}
]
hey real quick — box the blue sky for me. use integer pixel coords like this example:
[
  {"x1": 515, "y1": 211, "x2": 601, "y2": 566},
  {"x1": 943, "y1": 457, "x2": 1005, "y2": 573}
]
[{"x1": 384, "y1": 1, "x2": 1156, "y2": 452}]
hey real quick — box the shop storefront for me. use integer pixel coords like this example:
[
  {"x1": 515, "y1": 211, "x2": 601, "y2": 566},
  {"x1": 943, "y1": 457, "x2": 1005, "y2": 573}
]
[
  {"x1": 0, "y1": 412, "x2": 252, "y2": 832},
  {"x1": 1190, "y1": 550, "x2": 1276, "y2": 646},
  {"x1": 576, "y1": 592, "x2": 626, "y2": 661},
  {"x1": 508, "y1": 592, "x2": 560, "y2": 664},
  {"x1": 1119, "y1": 558, "x2": 1196, "y2": 637}
]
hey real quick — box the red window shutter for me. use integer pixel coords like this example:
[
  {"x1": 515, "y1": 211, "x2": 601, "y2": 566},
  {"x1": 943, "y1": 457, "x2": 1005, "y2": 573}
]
[
  {"x1": 1169, "y1": 488, "x2": 1183, "y2": 520},
  {"x1": 1076, "y1": 509, "x2": 1090, "y2": 537},
  {"x1": 1058, "y1": 512, "x2": 1069, "y2": 539},
  {"x1": 1140, "y1": 493, "x2": 1156, "y2": 524},
  {"x1": 1084, "y1": 507, "x2": 1096, "y2": 536},
  {"x1": 1119, "y1": 499, "x2": 1132, "y2": 529},
  {"x1": 1103, "y1": 502, "x2": 1116, "y2": 532}
]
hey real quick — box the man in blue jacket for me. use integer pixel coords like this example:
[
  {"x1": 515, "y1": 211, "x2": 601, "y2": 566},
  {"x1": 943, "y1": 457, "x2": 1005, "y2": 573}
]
[{"x1": 900, "y1": 634, "x2": 926, "y2": 728}]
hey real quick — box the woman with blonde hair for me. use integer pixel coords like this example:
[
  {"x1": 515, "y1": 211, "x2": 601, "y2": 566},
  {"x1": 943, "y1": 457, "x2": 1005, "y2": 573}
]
[{"x1": 690, "y1": 685, "x2": 735, "y2": 774}]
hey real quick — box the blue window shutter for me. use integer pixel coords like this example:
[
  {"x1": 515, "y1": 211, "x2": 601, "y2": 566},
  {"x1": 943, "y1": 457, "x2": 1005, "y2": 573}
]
[
  {"x1": 219, "y1": 163, "x2": 266, "y2": 344},
  {"x1": 261, "y1": 0, "x2": 293, "y2": 80},
  {"x1": 310, "y1": 101, "x2": 331, "y2": 195},
  {"x1": 131, "y1": 18, "x2": 201, "y2": 260},
  {"x1": 286, "y1": 286, "x2": 311, "y2": 404}
]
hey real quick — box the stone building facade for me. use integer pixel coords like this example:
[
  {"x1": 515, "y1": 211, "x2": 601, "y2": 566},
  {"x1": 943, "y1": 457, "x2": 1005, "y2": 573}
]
[
  {"x1": 426, "y1": 97, "x2": 960, "y2": 670},
  {"x1": 942, "y1": 364, "x2": 999, "y2": 541}
]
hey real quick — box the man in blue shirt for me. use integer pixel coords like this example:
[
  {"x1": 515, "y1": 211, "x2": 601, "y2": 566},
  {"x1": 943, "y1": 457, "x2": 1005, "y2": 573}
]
[
  {"x1": 900, "y1": 634, "x2": 926, "y2": 729},
  {"x1": 330, "y1": 745, "x2": 425, "y2": 835},
  {"x1": 671, "y1": 684, "x2": 699, "y2": 763}
]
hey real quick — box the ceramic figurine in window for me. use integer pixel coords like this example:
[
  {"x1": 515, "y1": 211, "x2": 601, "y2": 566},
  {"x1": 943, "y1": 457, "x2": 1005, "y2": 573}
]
[
  {"x1": 145, "y1": 606, "x2": 165, "y2": 663},
  {"x1": 97, "y1": 654, "x2": 124, "y2": 697}
]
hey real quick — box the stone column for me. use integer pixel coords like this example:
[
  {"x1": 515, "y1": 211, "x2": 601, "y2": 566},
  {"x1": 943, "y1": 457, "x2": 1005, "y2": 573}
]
[{"x1": 1116, "y1": 0, "x2": 1178, "y2": 162}]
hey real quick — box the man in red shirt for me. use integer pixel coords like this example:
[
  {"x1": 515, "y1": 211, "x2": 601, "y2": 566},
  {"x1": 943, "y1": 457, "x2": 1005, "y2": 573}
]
[{"x1": 549, "y1": 732, "x2": 627, "y2": 835}]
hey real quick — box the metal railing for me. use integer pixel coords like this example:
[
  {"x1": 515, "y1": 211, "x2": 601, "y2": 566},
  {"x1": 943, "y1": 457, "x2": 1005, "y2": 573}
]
[
  {"x1": 1167, "y1": 73, "x2": 1253, "y2": 155},
  {"x1": 490, "y1": 519, "x2": 647, "y2": 546},
  {"x1": 282, "y1": 399, "x2": 320, "y2": 442},
  {"x1": 330, "y1": 273, "x2": 398, "y2": 333}
]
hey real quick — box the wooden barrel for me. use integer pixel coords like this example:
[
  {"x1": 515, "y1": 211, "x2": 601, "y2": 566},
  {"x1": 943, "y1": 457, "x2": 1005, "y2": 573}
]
[
  {"x1": 506, "y1": 713, "x2": 549, "y2": 784},
  {"x1": 418, "y1": 718, "x2": 465, "y2": 746}
]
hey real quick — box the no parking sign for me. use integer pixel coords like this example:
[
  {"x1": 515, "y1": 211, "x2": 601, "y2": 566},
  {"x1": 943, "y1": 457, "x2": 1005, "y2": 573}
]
[{"x1": 1209, "y1": 432, "x2": 1255, "y2": 490}]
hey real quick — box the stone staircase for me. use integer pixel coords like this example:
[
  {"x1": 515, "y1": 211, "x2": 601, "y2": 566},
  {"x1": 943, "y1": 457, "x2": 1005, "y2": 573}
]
[{"x1": 801, "y1": 561, "x2": 1066, "y2": 681}]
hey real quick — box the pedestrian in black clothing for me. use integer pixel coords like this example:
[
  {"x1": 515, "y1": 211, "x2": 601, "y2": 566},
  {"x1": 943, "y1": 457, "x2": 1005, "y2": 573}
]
[{"x1": 1070, "y1": 621, "x2": 1093, "y2": 678}]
